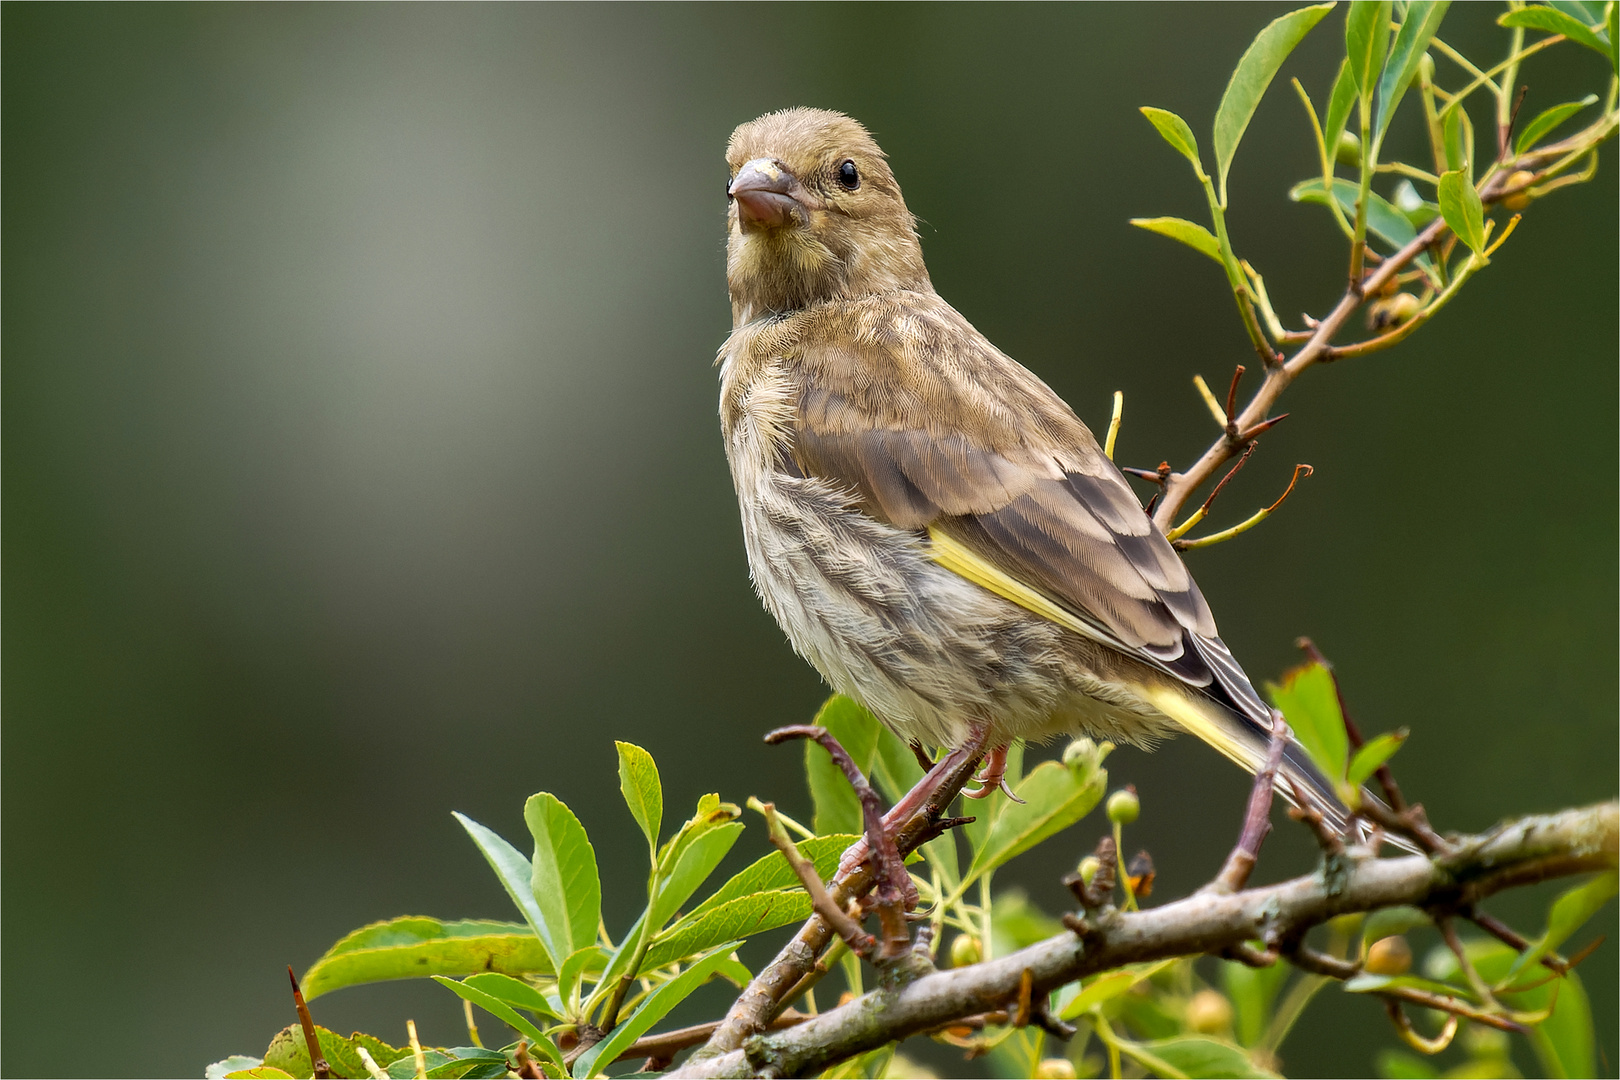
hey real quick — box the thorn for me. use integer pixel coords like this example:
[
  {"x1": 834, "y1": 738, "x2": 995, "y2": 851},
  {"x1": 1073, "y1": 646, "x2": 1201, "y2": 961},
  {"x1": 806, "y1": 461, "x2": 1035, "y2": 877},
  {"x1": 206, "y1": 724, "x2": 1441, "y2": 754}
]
[
  {"x1": 1264, "y1": 464, "x2": 1312, "y2": 514},
  {"x1": 1121, "y1": 466, "x2": 1166, "y2": 484},
  {"x1": 1224, "y1": 365, "x2": 1245, "y2": 425},
  {"x1": 1236, "y1": 413, "x2": 1290, "y2": 442},
  {"x1": 289, "y1": 966, "x2": 332, "y2": 1080}
]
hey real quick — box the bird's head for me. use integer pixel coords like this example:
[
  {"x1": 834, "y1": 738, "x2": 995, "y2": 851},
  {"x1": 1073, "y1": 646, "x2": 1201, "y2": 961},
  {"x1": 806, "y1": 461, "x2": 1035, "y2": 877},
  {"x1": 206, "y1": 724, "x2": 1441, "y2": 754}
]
[{"x1": 725, "y1": 108, "x2": 930, "y2": 320}]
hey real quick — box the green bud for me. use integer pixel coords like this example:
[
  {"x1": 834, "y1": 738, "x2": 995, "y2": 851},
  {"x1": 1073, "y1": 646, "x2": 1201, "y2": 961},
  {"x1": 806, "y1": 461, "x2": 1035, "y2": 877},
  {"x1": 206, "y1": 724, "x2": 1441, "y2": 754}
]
[
  {"x1": 1106, "y1": 788, "x2": 1140, "y2": 825},
  {"x1": 949, "y1": 934, "x2": 982, "y2": 968},
  {"x1": 1418, "y1": 51, "x2": 1435, "y2": 85},
  {"x1": 1062, "y1": 737, "x2": 1096, "y2": 769},
  {"x1": 1077, "y1": 855, "x2": 1102, "y2": 885},
  {"x1": 1335, "y1": 130, "x2": 1362, "y2": 168}
]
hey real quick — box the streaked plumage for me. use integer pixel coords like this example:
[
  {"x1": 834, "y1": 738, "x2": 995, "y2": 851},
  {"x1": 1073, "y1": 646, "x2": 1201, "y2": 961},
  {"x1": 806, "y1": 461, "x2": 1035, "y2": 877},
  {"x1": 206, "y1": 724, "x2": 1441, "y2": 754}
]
[{"x1": 718, "y1": 108, "x2": 1344, "y2": 825}]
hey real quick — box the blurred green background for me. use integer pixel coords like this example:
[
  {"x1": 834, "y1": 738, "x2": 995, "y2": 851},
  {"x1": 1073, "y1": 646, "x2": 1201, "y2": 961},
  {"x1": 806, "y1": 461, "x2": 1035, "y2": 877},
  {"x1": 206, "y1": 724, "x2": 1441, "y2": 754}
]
[{"x1": 3, "y1": 4, "x2": 1614, "y2": 1077}]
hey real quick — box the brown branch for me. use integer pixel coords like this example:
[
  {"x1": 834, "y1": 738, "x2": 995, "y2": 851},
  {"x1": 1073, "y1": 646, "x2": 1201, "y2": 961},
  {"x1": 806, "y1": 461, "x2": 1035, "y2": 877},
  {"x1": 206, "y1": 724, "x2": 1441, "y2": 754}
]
[
  {"x1": 1208, "y1": 713, "x2": 1289, "y2": 894},
  {"x1": 694, "y1": 729, "x2": 990, "y2": 1059},
  {"x1": 755, "y1": 800, "x2": 874, "y2": 957},
  {"x1": 288, "y1": 967, "x2": 331, "y2": 1080},
  {"x1": 614, "y1": 1011, "x2": 810, "y2": 1067},
  {"x1": 671, "y1": 802, "x2": 1616, "y2": 1078}
]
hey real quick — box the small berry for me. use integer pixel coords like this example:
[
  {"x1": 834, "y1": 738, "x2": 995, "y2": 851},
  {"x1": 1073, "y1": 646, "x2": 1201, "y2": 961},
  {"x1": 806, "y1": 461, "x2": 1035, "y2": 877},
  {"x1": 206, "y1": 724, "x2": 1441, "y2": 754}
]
[
  {"x1": 949, "y1": 934, "x2": 982, "y2": 968},
  {"x1": 1365, "y1": 935, "x2": 1413, "y2": 975},
  {"x1": 1106, "y1": 788, "x2": 1140, "y2": 825},
  {"x1": 1185, "y1": 989, "x2": 1234, "y2": 1034},
  {"x1": 1034, "y1": 1058, "x2": 1078, "y2": 1079}
]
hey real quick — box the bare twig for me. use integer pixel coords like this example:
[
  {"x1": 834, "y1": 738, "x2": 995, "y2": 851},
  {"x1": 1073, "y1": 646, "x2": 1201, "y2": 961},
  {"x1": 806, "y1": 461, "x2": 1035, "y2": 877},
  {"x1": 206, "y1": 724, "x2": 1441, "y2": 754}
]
[
  {"x1": 614, "y1": 1011, "x2": 810, "y2": 1066},
  {"x1": 1208, "y1": 713, "x2": 1290, "y2": 894},
  {"x1": 753, "y1": 798, "x2": 875, "y2": 956},
  {"x1": 671, "y1": 803, "x2": 1615, "y2": 1077}
]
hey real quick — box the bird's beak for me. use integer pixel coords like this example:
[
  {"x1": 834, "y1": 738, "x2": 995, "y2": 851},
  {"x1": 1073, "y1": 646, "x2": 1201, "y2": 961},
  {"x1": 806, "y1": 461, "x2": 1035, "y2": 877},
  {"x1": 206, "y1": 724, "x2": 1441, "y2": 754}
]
[{"x1": 728, "y1": 158, "x2": 806, "y2": 230}]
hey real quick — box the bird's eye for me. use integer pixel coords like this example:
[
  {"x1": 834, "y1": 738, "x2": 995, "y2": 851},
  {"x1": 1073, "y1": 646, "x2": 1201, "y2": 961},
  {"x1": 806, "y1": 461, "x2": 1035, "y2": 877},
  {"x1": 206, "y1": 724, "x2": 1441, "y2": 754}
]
[{"x1": 837, "y1": 159, "x2": 860, "y2": 190}]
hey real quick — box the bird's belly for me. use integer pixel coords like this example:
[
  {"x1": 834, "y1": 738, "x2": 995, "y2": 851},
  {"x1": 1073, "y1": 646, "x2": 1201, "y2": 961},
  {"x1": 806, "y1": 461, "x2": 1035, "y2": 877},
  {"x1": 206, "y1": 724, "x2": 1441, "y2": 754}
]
[{"x1": 728, "y1": 448, "x2": 1170, "y2": 749}]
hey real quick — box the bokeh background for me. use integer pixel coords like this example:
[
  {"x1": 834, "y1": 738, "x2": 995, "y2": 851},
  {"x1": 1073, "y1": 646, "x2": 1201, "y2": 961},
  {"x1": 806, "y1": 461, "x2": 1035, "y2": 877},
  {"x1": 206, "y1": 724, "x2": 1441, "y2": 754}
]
[{"x1": 4, "y1": 4, "x2": 1614, "y2": 1077}]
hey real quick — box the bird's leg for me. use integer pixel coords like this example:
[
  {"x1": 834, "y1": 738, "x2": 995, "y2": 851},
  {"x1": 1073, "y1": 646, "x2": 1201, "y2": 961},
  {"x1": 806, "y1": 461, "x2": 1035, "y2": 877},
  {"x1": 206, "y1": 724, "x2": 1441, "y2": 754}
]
[
  {"x1": 835, "y1": 725, "x2": 990, "y2": 878},
  {"x1": 963, "y1": 743, "x2": 1012, "y2": 800}
]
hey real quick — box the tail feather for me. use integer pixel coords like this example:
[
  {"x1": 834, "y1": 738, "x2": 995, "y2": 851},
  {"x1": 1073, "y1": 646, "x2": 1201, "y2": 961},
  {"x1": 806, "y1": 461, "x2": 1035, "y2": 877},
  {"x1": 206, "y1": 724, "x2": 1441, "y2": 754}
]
[{"x1": 1139, "y1": 682, "x2": 1420, "y2": 855}]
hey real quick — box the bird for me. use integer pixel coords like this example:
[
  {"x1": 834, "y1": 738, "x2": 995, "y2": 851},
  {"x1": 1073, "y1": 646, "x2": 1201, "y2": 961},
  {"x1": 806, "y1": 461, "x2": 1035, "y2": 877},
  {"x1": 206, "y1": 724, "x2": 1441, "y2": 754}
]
[{"x1": 716, "y1": 106, "x2": 1354, "y2": 847}]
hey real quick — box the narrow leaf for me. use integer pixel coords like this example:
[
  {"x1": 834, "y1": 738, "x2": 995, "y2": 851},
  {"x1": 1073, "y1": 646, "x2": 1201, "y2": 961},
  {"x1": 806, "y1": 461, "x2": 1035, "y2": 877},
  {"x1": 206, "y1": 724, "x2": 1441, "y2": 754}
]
[
  {"x1": 1466, "y1": 941, "x2": 1596, "y2": 1079},
  {"x1": 460, "y1": 972, "x2": 560, "y2": 1019},
  {"x1": 1323, "y1": 58, "x2": 1358, "y2": 154},
  {"x1": 1361, "y1": 906, "x2": 1430, "y2": 946},
  {"x1": 524, "y1": 792, "x2": 603, "y2": 960},
  {"x1": 1265, "y1": 661, "x2": 1349, "y2": 783},
  {"x1": 642, "y1": 890, "x2": 813, "y2": 971},
  {"x1": 651, "y1": 820, "x2": 745, "y2": 929},
  {"x1": 1214, "y1": 3, "x2": 1336, "y2": 203},
  {"x1": 302, "y1": 917, "x2": 554, "y2": 1000},
  {"x1": 452, "y1": 812, "x2": 551, "y2": 957},
  {"x1": 616, "y1": 741, "x2": 663, "y2": 857},
  {"x1": 1130, "y1": 217, "x2": 1224, "y2": 264},
  {"x1": 1344, "y1": 972, "x2": 1475, "y2": 997},
  {"x1": 1346, "y1": 728, "x2": 1408, "y2": 787},
  {"x1": 1058, "y1": 960, "x2": 1178, "y2": 1021},
  {"x1": 1516, "y1": 94, "x2": 1599, "y2": 154},
  {"x1": 1224, "y1": 958, "x2": 1291, "y2": 1046},
  {"x1": 685, "y1": 834, "x2": 857, "y2": 922},
  {"x1": 1375, "y1": 1, "x2": 1450, "y2": 143},
  {"x1": 571, "y1": 944, "x2": 740, "y2": 1078},
  {"x1": 1140, "y1": 107, "x2": 1207, "y2": 177},
  {"x1": 963, "y1": 756, "x2": 1107, "y2": 885},
  {"x1": 1135, "y1": 1036, "x2": 1280, "y2": 1079},
  {"x1": 1437, "y1": 169, "x2": 1486, "y2": 254},
  {"x1": 558, "y1": 944, "x2": 607, "y2": 1004},
  {"x1": 1499, "y1": 6, "x2": 1614, "y2": 62},
  {"x1": 431, "y1": 977, "x2": 562, "y2": 1070},
  {"x1": 1290, "y1": 177, "x2": 1429, "y2": 261},
  {"x1": 1443, "y1": 105, "x2": 1473, "y2": 177},
  {"x1": 1501, "y1": 871, "x2": 1618, "y2": 984},
  {"x1": 1346, "y1": 0, "x2": 1394, "y2": 99},
  {"x1": 805, "y1": 695, "x2": 881, "y2": 835}
]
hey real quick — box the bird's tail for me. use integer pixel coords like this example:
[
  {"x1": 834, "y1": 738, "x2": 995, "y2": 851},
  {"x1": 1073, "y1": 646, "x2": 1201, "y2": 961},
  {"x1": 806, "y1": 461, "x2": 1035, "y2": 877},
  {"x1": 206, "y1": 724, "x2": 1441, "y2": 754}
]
[{"x1": 1139, "y1": 682, "x2": 1419, "y2": 855}]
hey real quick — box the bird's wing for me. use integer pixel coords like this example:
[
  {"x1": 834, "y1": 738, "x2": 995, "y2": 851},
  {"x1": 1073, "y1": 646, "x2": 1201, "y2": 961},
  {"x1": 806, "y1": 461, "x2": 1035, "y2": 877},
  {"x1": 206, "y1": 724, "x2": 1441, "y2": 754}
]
[{"x1": 788, "y1": 294, "x2": 1269, "y2": 721}]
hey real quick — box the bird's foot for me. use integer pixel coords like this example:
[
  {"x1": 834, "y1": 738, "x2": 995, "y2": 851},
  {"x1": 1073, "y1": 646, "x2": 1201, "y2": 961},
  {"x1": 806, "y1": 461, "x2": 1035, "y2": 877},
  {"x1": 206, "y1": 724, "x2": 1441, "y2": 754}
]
[{"x1": 962, "y1": 745, "x2": 1023, "y2": 802}]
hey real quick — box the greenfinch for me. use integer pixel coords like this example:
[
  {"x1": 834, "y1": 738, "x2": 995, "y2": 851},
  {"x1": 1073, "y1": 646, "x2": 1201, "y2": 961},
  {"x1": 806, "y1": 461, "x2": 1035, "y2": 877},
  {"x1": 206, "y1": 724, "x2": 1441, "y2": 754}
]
[{"x1": 718, "y1": 108, "x2": 1353, "y2": 838}]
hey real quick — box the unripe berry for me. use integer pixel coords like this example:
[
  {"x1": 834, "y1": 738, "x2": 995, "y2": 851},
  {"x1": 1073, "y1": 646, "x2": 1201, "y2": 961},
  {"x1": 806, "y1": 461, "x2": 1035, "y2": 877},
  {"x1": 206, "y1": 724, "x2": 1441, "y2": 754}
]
[
  {"x1": 1106, "y1": 788, "x2": 1140, "y2": 825},
  {"x1": 1184, "y1": 989, "x2": 1234, "y2": 1034},
  {"x1": 1366, "y1": 292, "x2": 1422, "y2": 330},
  {"x1": 1501, "y1": 170, "x2": 1536, "y2": 210},
  {"x1": 1076, "y1": 855, "x2": 1102, "y2": 885},
  {"x1": 1034, "y1": 1058, "x2": 1078, "y2": 1079},
  {"x1": 1336, "y1": 130, "x2": 1362, "y2": 167},
  {"x1": 1365, "y1": 935, "x2": 1413, "y2": 975},
  {"x1": 949, "y1": 934, "x2": 982, "y2": 968}
]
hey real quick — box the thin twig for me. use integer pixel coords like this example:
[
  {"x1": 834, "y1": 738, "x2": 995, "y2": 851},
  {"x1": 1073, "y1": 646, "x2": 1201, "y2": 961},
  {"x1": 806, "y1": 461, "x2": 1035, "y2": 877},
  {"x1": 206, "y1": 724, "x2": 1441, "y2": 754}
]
[
  {"x1": 752, "y1": 798, "x2": 875, "y2": 956},
  {"x1": 1211, "y1": 712, "x2": 1288, "y2": 894}
]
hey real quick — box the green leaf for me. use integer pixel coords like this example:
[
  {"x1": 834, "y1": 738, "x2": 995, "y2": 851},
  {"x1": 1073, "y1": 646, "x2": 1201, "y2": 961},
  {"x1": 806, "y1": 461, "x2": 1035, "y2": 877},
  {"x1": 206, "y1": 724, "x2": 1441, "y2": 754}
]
[
  {"x1": 524, "y1": 793, "x2": 602, "y2": 961},
  {"x1": 1516, "y1": 94, "x2": 1599, "y2": 154},
  {"x1": 1058, "y1": 960, "x2": 1179, "y2": 1021},
  {"x1": 558, "y1": 944, "x2": 607, "y2": 1004},
  {"x1": 652, "y1": 820, "x2": 745, "y2": 928},
  {"x1": 1289, "y1": 177, "x2": 1432, "y2": 267},
  {"x1": 1213, "y1": 3, "x2": 1336, "y2": 204},
  {"x1": 1324, "y1": 58, "x2": 1358, "y2": 155},
  {"x1": 385, "y1": 1047, "x2": 511, "y2": 1080},
  {"x1": 453, "y1": 812, "x2": 550, "y2": 956},
  {"x1": 1501, "y1": 871, "x2": 1618, "y2": 985},
  {"x1": 1376, "y1": 1049, "x2": 1442, "y2": 1079},
  {"x1": 963, "y1": 753, "x2": 1107, "y2": 886},
  {"x1": 685, "y1": 834, "x2": 858, "y2": 922},
  {"x1": 302, "y1": 917, "x2": 553, "y2": 1000},
  {"x1": 1499, "y1": 5, "x2": 1614, "y2": 64},
  {"x1": 1361, "y1": 905, "x2": 1430, "y2": 946},
  {"x1": 1437, "y1": 169, "x2": 1486, "y2": 255},
  {"x1": 1443, "y1": 105, "x2": 1473, "y2": 177},
  {"x1": 1140, "y1": 107, "x2": 1207, "y2": 178},
  {"x1": 616, "y1": 741, "x2": 663, "y2": 858},
  {"x1": 222, "y1": 1068, "x2": 290, "y2": 1080},
  {"x1": 1131, "y1": 1036, "x2": 1280, "y2": 1079},
  {"x1": 1344, "y1": 972, "x2": 1475, "y2": 998},
  {"x1": 1347, "y1": 728, "x2": 1407, "y2": 787},
  {"x1": 432, "y1": 977, "x2": 566, "y2": 1073},
  {"x1": 460, "y1": 972, "x2": 560, "y2": 1018},
  {"x1": 1374, "y1": 1, "x2": 1449, "y2": 144},
  {"x1": 805, "y1": 695, "x2": 882, "y2": 835},
  {"x1": 1130, "y1": 217, "x2": 1224, "y2": 264},
  {"x1": 265, "y1": 1024, "x2": 410, "y2": 1080},
  {"x1": 571, "y1": 944, "x2": 740, "y2": 1078},
  {"x1": 1264, "y1": 660, "x2": 1349, "y2": 784},
  {"x1": 642, "y1": 889, "x2": 813, "y2": 972},
  {"x1": 207, "y1": 1056, "x2": 268, "y2": 1080},
  {"x1": 870, "y1": 725, "x2": 925, "y2": 806},
  {"x1": 1223, "y1": 957, "x2": 1291, "y2": 1046},
  {"x1": 1346, "y1": 0, "x2": 1394, "y2": 100},
  {"x1": 1457, "y1": 941, "x2": 1596, "y2": 1079}
]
